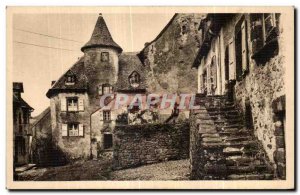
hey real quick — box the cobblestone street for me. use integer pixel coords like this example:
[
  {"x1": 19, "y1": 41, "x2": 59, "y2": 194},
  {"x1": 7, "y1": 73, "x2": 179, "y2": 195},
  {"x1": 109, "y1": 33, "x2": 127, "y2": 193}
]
[
  {"x1": 17, "y1": 159, "x2": 190, "y2": 181},
  {"x1": 110, "y1": 159, "x2": 190, "y2": 180}
]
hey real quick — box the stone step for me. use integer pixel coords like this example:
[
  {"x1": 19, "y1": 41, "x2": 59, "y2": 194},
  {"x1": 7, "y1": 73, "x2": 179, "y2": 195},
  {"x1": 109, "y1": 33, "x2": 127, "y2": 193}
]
[
  {"x1": 202, "y1": 137, "x2": 223, "y2": 143},
  {"x1": 214, "y1": 119, "x2": 243, "y2": 124},
  {"x1": 227, "y1": 164, "x2": 267, "y2": 174},
  {"x1": 198, "y1": 121, "x2": 215, "y2": 125},
  {"x1": 201, "y1": 133, "x2": 220, "y2": 138},
  {"x1": 227, "y1": 173, "x2": 273, "y2": 180},
  {"x1": 226, "y1": 156, "x2": 253, "y2": 166},
  {"x1": 223, "y1": 147, "x2": 259, "y2": 156},
  {"x1": 208, "y1": 110, "x2": 239, "y2": 115},
  {"x1": 202, "y1": 140, "x2": 257, "y2": 148},
  {"x1": 206, "y1": 106, "x2": 236, "y2": 112},
  {"x1": 223, "y1": 136, "x2": 253, "y2": 142},
  {"x1": 219, "y1": 129, "x2": 250, "y2": 136},
  {"x1": 224, "y1": 140, "x2": 257, "y2": 147},
  {"x1": 222, "y1": 124, "x2": 244, "y2": 129},
  {"x1": 197, "y1": 116, "x2": 214, "y2": 120}
]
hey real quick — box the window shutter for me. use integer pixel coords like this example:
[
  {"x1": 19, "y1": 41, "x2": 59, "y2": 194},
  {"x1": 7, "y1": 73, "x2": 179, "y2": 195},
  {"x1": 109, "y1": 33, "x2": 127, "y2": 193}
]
[
  {"x1": 111, "y1": 111, "x2": 116, "y2": 121},
  {"x1": 109, "y1": 86, "x2": 113, "y2": 93},
  {"x1": 250, "y1": 14, "x2": 264, "y2": 54},
  {"x1": 199, "y1": 74, "x2": 203, "y2": 92},
  {"x1": 78, "y1": 98, "x2": 84, "y2": 111},
  {"x1": 99, "y1": 111, "x2": 103, "y2": 121},
  {"x1": 228, "y1": 37, "x2": 236, "y2": 80},
  {"x1": 98, "y1": 85, "x2": 103, "y2": 95},
  {"x1": 79, "y1": 124, "x2": 84, "y2": 136},
  {"x1": 241, "y1": 21, "x2": 248, "y2": 73},
  {"x1": 206, "y1": 65, "x2": 211, "y2": 94},
  {"x1": 62, "y1": 124, "x2": 68, "y2": 137},
  {"x1": 61, "y1": 98, "x2": 67, "y2": 111},
  {"x1": 212, "y1": 56, "x2": 217, "y2": 88}
]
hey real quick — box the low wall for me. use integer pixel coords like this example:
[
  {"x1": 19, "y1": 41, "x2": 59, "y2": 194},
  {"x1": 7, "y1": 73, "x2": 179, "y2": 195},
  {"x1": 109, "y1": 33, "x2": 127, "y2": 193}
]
[{"x1": 113, "y1": 122, "x2": 190, "y2": 170}]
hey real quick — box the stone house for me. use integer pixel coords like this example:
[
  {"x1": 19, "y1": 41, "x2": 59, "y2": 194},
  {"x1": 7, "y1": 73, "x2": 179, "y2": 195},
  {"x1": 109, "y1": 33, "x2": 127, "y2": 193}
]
[
  {"x1": 46, "y1": 13, "x2": 193, "y2": 160},
  {"x1": 13, "y1": 82, "x2": 34, "y2": 166},
  {"x1": 191, "y1": 13, "x2": 286, "y2": 179}
]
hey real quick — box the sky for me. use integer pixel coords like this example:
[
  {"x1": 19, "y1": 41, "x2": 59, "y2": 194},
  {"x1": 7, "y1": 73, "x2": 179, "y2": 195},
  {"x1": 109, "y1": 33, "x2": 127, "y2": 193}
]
[{"x1": 12, "y1": 13, "x2": 174, "y2": 116}]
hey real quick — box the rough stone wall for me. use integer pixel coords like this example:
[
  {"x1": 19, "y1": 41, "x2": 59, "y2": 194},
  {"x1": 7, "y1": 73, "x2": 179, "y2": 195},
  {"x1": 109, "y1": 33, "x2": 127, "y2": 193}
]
[
  {"x1": 50, "y1": 92, "x2": 91, "y2": 159},
  {"x1": 234, "y1": 55, "x2": 285, "y2": 163},
  {"x1": 84, "y1": 47, "x2": 119, "y2": 106},
  {"x1": 198, "y1": 14, "x2": 285, "y2": 165},
  {"x1": 31, "y1": 109, "x2": 52, "y2": 166},
  {"x1": 139, "y1": 14, "x2": 204, "y2": 94},
  {"x1": 113, "y1": 122, "x2": 190, "y2": 170},
  {"x1": 231, "y1": 14, "x2": 285, "y2": 164}
]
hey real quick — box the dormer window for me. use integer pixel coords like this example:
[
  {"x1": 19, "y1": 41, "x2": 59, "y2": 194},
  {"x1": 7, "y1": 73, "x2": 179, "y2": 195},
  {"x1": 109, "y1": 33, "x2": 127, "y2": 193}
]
[
  {"x1": 65, "y1": 75, "x2": 76, "y2": 85},
  {"x1": 101, "y1": 52, "x2": 109, "y2": 62},
  {"x1": 129, "y1": 71, "x2": 140, "y2": 88}
]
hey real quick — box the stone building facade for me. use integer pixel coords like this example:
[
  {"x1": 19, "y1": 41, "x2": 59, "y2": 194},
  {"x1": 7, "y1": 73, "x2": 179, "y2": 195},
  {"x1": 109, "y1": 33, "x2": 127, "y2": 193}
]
[
  {"x1": 46, "y1": 13, "x2": 196, "y2": 160},
  {"x1": 13, "y1": 82, "x2": 34, "y2": 166},
  {"x1": 191, "y1": 13, "x2": 286, "y2": 179}
]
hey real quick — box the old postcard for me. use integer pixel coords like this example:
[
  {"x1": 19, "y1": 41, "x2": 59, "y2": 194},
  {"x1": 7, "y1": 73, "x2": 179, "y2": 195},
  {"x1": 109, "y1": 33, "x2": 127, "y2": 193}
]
[{"x1": 6, "y1": 6, "x2": 294, "y2": 189}]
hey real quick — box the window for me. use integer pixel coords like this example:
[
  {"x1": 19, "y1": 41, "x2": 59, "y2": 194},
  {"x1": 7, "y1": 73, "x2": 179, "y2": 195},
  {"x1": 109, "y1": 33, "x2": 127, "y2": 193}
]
[
  {"x1": 103, "y1": 134, "x2": 113, "y2": 149},
  {"x1": 67, "y1": 97, "x2": 78, "y2": 112},
  {"x1": 101, "y1": 52, "x2": 109, "y2": 62},
  {"x1": 129, "y1": 71, "x2": 140, "y2": 88},
  {"x1": 103, "y1": 85, "x2": 110, "y2": 94},
  {"x1": 98, "y1": 84, "x2": 113, "y2": 95},
  {"x1": 62, "y1": 123, "x2": 84, "y2": 137},
  {"x1": 103, "y1": 111, "x2": 111, "y2": 121},
  {"x1": 182, "y1": 25, "x2": 187, "y2": 35},
  {"x1": 235, "y1": 26, "x2": 243, "y2": 80},
  {"x1": 65, "y1": 75, "x2": 76, "y2": 85},
  {"x1": 250, "y1": 13, "x2": 279, "y2": 56},
  {"x1": 68, "y1": 123, "x2": 79, "y2": 136}
]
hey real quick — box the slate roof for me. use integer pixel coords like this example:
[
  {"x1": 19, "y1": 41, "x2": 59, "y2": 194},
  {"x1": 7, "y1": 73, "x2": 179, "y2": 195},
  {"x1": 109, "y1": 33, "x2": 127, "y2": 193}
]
[
  {"x1": 115, "y1": 52, "x2": 148, "y2": 93},
  {"x1": 81, "y1": 14, "x2": 122, "y2": 53},
  {"x1": 13, "y1": 94, "x2": 33, "y2": 110},
  {"x1": 30, "y1": 107, "x2": 50, "y2": 128},
  {"x1": 46, "y1": 57, "x2": 88, "y2": 98}
]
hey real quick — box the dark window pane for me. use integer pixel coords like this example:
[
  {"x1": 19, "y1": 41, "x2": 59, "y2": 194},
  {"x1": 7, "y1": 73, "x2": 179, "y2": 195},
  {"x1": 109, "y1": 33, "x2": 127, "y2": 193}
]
[{"x1": 104, "y1": 134, "x2": 113, "y2": 149}]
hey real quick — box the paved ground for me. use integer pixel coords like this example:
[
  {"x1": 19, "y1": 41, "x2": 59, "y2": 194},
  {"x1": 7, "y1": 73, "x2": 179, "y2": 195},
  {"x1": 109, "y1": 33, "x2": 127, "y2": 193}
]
[
  {"x1": 110, "y1": 159, "x2": 190, "y2": 180},
  {"x1": 17, "y1": 159, "x2": 112, "y2": 181},
  {"x1": 17, "y1": 159, "x2": 190, "y2": 181}
]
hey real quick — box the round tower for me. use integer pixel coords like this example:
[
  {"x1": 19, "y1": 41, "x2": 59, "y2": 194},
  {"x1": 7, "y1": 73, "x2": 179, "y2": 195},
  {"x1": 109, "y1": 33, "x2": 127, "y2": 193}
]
[{"x1": 81, "y1": 13, "x2": 122, "y2": 102}]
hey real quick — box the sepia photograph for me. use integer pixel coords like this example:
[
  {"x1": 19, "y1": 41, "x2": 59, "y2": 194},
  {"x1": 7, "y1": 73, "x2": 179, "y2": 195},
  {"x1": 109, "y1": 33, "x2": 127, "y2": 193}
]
[{"x1": 6, "y1": 6, "x2": 294, "y2": 189}]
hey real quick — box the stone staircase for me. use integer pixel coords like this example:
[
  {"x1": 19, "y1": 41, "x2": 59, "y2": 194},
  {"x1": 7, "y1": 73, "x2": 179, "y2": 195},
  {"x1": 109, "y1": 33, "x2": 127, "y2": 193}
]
[{"x1": 190, "y1": 94, "x2": 274, "y2": 180}]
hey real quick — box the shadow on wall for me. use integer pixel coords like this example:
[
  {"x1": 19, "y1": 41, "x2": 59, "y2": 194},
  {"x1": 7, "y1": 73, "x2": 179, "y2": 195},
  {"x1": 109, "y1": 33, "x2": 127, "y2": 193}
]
[{"x1": 32, "y1": 140, "x2": 69, "y2": 167}]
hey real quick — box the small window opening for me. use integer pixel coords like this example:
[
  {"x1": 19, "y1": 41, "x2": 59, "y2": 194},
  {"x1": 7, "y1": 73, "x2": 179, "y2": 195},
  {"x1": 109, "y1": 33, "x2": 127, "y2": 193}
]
[{"x1": 104, "y1": 134, "x2": 113, "y2": 149}]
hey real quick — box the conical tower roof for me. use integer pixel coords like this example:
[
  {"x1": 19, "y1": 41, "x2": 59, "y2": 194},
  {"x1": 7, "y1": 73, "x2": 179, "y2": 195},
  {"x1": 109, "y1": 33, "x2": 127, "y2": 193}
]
[{"x1": 81, "y1": 13, "x2": 122, "y2": 53}]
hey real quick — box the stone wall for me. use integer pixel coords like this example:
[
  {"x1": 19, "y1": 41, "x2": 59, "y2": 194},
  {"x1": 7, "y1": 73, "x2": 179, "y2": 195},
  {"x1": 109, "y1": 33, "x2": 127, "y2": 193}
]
[
  {"x1": 113, "y1": 122, "x2": 190, "y2": 170},
  {"x1": 31, "y1": 108, "x2": 52, "y2": 166},
  {"x1": 139, "y1": 14, "x2": 204, "y2": 94},
  {"x1": 196, "y1": 14, "x2": 286, "y2": 174},
  {"x1": 50, "y1": 92, "x2": 91, "y2": 159},
  {"x1": 231, "y1": 14, "x2": 285, "y2": 165}
]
